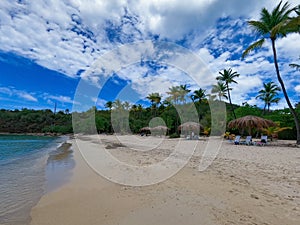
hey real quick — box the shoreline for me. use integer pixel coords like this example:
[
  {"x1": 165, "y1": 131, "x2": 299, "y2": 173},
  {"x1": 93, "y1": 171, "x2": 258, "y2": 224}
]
[
  {"x1": 30, "y1": 135, "x2": 300, "y2": 225},
  {"x1": 0, "y1": 132, "x2": 73, "y2": 137},
  {"x1": 45, "y1": 140, "x2": 74, "y2": 194}
]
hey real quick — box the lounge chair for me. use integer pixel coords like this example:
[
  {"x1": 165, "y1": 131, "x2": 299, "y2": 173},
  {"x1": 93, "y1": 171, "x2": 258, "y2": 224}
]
[
  {"x1": 256, "y1": 135, "x2": 268, "y2": 146},
  {"x1": 233, "y1": 135, "x2": 241, "y2": 145},
  {"x1": 243, "y1": 136, "x2": 253, "y2": 145}
]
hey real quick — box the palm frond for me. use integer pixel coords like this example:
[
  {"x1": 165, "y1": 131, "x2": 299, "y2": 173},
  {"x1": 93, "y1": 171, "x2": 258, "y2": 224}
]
[
  {"x1": 289, "y1": 63, "x2": 300, "y2": 70},
  {"x1": 242, "y1": 39, "x2": 265, "y2": 59},
  {"x1": 248, "y1": 20, "x2": 269, "y2": 35}
]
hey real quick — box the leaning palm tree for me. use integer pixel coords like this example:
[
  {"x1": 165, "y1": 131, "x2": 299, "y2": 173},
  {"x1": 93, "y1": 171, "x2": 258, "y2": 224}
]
[
  {"x1": 242, "y1": 1, "x2": 300, "y2": 144},
  {"x1": 191, "y1": 88, "x2": 206, "y2": 103},
  {"x1": 256, "y1": 81, "x2": 281, "y2": 113},
  {"x1": 211, "y1": 82, "x2": 228, "y2": 101},
  {"x1": 216, "y1": 68, "x2": 240, "y2": 119}
]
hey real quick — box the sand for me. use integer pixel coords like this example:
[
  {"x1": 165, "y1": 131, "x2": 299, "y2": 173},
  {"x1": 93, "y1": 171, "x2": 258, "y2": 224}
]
[{"x1": 30, "y1": 135, "x2": 300, "y2": 225}]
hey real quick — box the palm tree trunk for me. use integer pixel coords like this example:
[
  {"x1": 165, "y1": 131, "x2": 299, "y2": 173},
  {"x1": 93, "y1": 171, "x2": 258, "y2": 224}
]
[
  {"x1": 271, "y1": 39, "x2": 300, "y2": 145},
  {"x1": 263, "y1": 104, "x2": 266, "y2": 115},
  {"x1": 226, "y1": 83, "x2": 237, "y2": 119}
]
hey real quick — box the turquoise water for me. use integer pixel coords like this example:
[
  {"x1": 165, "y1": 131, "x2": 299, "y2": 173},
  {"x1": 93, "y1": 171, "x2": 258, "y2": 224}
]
[{"x1": 0, "y1": 135, "x2": 68, "y2": 225}]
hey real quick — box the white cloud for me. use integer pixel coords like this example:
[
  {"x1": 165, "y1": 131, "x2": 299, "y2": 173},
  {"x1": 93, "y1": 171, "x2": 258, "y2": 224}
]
[
  {"x1": 0, "y1": 86, "x2": 37, "y2": 102},
  {"x1": 1, "y1": 0, "x2": 300, "y2": 109},
  {"x1": 18, "y1": 92, "x2": 38, "y2": 102},
  {"x1": 43, "y1": 94, "x2": 75, "y2": 104}
]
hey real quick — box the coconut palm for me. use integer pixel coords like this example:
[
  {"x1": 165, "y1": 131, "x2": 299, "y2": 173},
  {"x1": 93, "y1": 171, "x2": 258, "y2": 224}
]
[
  {"x1": 242, "y1": 1, "x2": 300, "y2": 144},
  {"x1": 211, "y1": 82, "x2": 228, "y2": 101},
  {"x1": 261, "y1": 125, "x2": 292, "y2": 140},
  {"x1": 179, "y1": 85, "x2": 191, "y2": 104},
  {"x1": 191, "y1": 88, "x2": 206, "y2": 103},
  {"x1": 146, "y1": 92, "x2": 161, "y2": 108},
  {"x1": 167, "y1": 86, "x2": 181, "y2": 104},
  {"x1": 256, "y1": 81, "x2": 281, "y2": 113},
  {"x1": 112, "y1": 99, "x2": 124, "y2": 110},
  {"x1": 216, "y1": 68, "x2": 240, "y2": 119},
  {"x1": 105, "y1": 101, "x2": 113, "y2": 110},
  {"x1": 123, "y1": 101, "x2": 131, "y2": 110}
]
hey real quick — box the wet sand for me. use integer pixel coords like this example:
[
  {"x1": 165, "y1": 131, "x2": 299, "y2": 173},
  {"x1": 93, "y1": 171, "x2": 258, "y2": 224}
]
[{"x1": 30, "y1": 135, "x2": 300, "y2": 225}]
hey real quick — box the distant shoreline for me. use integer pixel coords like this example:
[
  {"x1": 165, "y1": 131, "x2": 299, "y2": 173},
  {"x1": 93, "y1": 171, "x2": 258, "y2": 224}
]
[{"x1": 0, "y1": 132, "x2": 73, "y2": 137}]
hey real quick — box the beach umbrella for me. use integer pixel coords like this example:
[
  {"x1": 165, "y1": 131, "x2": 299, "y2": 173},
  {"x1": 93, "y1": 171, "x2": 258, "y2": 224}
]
[
  {"x1": 228, "y1": 115, "x2": 277, "y2": 135},
  {"x1": 150, "y1": 125, "x2": 169, "y2": 136},
  {"x1": 178, "y1": 122, "x2": 203, "y2": 137},
  {"x1": 178, "y1": 122, "x2": 203, "y2": 131},
  {"x1": 140, "y1": 127, "x2": 151, "y2": 132},
  {"x1": 151, "y1": 125, "x2": 169, "y2": 130}
]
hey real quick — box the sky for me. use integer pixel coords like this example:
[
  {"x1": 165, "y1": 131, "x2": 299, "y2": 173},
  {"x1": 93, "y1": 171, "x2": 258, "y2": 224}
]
[{"x1": 0, "y1": 0, "x2": 299, "y2": 112}]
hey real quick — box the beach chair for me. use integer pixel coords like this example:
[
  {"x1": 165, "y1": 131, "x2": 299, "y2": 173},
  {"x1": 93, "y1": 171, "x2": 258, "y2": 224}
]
[
  {"x1": 233, "y1": 135, "x2": 241, "y2": 145},
  {"x1": 256, "y1": 135, "x2": 268, "y2": 146},
  {"x1": 243, "y1": 136, "x2": 253, "y2": 145}
]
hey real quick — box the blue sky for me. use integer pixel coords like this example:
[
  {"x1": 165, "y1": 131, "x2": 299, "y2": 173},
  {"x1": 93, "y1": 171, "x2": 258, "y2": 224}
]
[{"x1": 0, "y1": 0, "x2": 299, "y2": 112}]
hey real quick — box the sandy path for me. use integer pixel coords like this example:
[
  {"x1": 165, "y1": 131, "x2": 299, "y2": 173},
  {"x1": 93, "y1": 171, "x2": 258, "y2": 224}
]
[{"x1": 30, "y1": 135, "x2": 300, "y2": 225}]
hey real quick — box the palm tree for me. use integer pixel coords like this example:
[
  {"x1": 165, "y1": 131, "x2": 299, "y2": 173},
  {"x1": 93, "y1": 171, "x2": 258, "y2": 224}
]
[
  {"x1": 256, "y1": 81, "x2": 281, "y2": 113},
  {"x1": 105, "y1": 101, "x2": 113, "y2": 111},
  {"x1": 146, "y1": 93, "x2": 161, "y2": 108},
  {"x1": 211, "y1": 82, "x2": 228, "y2": 101},
  {"x1": 216, "y1": 68, "x2": 240, "y2": 119},
  {"x1": 112, "y1": 99, "x2": 124, "y2": 110},
  {"x1": 179, "y1": 84, "x2": 191, "y2": 104},
  {"x1": 123, "y1": 101, "x2": 131, "y2": 110},
  {"x1": 191, "y1": 88, "x2": 206, "y2": 103},
  {"x1": 242, "y1": 1, "x2": 300, "y2": 144},
  {"x1": 146, "y1": 92, "x2": 161, "y2": 116},
  {"x1": 167, "y1": 86, "x2": 181, "y2": 104}
]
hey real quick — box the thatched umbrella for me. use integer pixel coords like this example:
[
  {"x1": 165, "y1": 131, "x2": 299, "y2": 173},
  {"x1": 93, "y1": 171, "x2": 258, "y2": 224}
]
[
  {"x1": 228, "y1": 115, "x2": 277, "y2": 135},
  {"x1": 178, "y1": 122, "x2": 203, "y2": 137},
  {"x1": 140, "y1": 127, "x2": 151, "y2": 136},
  {"x1": 150, "y1": 126, "x2": 169, "y2": 136},
  {"x1": 140, "y1": 127, "x2": 151, "y2": 132}
]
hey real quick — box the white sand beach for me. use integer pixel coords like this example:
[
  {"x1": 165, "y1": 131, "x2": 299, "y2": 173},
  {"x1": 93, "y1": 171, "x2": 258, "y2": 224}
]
[{"x1": 30, "y1": 135, "x2": 300, "y2": 225}]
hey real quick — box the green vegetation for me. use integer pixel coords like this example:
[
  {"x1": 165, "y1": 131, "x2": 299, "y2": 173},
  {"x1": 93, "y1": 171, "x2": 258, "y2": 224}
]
[{"x1": 0, "y1": 108, "x2": 72, "y2": 134}]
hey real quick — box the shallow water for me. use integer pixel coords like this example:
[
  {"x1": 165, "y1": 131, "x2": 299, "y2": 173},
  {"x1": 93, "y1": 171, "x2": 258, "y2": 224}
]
[{"x1": 0, "y1": 135, "x2": 71, "y2": 225}]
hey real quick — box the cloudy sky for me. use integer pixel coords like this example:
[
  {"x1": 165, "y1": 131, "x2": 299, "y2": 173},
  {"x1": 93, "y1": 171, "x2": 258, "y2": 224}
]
[{"x1": 0, "y1": 0, "x2": 299, "y2": 111}]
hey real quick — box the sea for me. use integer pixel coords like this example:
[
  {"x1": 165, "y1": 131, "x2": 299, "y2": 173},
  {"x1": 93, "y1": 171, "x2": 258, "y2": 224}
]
[{"x1": 0, "y1": 134, "x2": 74, "y2": 225}]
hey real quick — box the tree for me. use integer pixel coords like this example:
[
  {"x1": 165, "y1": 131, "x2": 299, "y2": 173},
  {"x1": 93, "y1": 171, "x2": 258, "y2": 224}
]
[
  {"x1": 146, "y1": 92, "x2": 161, "y2": 108},
  {"x1": 216, "y1": 68, "x2": 240, "y2": 119},
  {"x1": 105, "y1": 101, "x2": 113, "y2": 110},
  {"x1": 167, "y1": 86, "x2": 181, "y2": 104},
  {"x1": 256, "y1": 81, "x2": 281, "y2": 113},
  {"x1": 179, "y1": 84, "x2": 191, "y2": 104},
  {"x1": 112, "y1": 99, "x2": 124, "y2": 110},
  {"x1": 211, "y1": 82, "x2": 228, "y2": 101},
  {"x1": 242, "y1": 1, "x2": 300, "y2": 144},
  {"x1": 191, "y1": 88, "x2": 206, "y2": 103}
]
